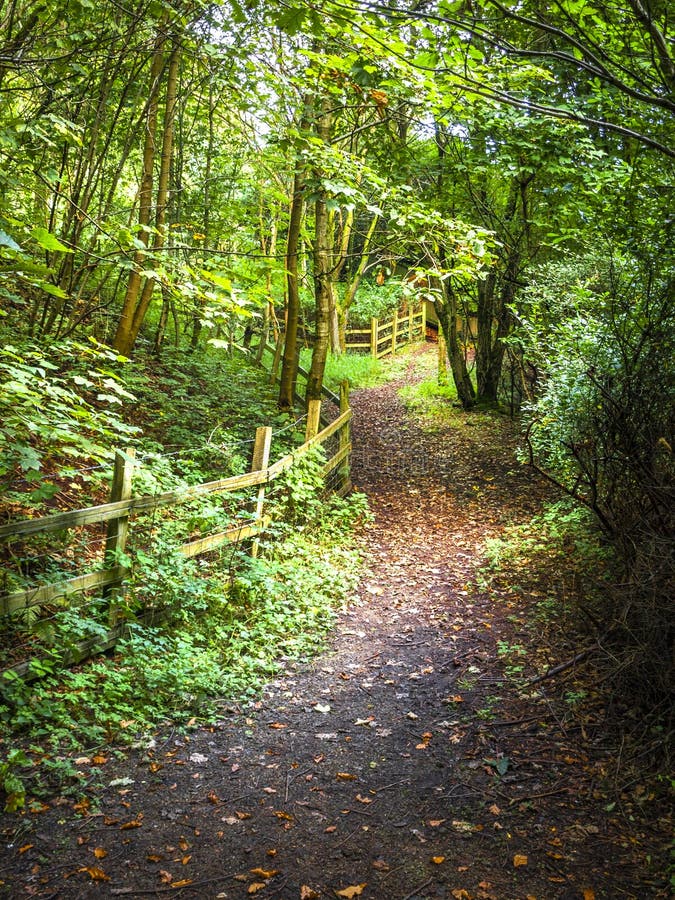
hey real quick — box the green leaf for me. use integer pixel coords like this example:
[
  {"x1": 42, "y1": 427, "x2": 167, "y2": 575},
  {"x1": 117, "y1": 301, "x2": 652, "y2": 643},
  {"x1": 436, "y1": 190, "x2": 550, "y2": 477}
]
[
  {"x1": 0, "y1": 230, "x2": 22, "y2": 252},
  {"x1": 32, "y1": 228, "x2": 74, "y2": 253}
]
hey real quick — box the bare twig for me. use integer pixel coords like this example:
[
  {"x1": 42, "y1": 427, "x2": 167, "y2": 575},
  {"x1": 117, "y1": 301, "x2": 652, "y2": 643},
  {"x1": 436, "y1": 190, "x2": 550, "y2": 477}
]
[
  {"x1": 527, "y1": 649, "x2": 593, "y2": 685},
  {"x1": 402, "y1": 877, "x2": 434, "y2": 900}
]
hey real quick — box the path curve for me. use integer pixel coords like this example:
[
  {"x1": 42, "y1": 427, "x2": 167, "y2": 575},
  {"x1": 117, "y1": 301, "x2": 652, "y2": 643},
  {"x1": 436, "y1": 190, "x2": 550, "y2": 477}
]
[{"x1": 1, "y1": 351, "x2": 667, "y2": 899}]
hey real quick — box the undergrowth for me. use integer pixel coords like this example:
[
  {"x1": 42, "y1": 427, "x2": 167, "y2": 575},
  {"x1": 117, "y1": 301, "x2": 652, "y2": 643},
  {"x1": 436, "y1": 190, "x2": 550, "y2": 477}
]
[
  {"x1": 0, "y1": 459, "x2": 370, "y2": 811},
  {"x1": 0, "y1": 332, "x2": 372, "y2": 811},
  {"x1": 478, "y1": 499, "x2": 673, "y2": 779},
  {"x1": 299, "y1": 349, "x2": 410, "y2": 392}
]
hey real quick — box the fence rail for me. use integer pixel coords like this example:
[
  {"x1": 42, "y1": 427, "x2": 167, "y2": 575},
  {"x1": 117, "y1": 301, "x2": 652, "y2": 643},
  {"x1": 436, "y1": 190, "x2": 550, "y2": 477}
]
[
  {"x1": 345, "y1": 304, "x2": 426, "y2": 357},
  {"x1": 0, "y1": 391, "x2": 351, "y2": 677}
]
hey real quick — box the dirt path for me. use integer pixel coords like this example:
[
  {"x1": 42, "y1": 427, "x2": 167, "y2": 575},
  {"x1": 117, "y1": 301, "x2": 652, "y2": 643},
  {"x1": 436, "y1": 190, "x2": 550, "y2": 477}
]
[{"x1": 1, "y1": 352, "x2": 669, "y2": 899}]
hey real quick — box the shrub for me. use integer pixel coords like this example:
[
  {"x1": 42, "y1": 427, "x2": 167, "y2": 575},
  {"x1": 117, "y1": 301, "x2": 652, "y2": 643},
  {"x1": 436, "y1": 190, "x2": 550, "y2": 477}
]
[{"x1": 516, "y1": 254, "x2": 674, "y2": 706}]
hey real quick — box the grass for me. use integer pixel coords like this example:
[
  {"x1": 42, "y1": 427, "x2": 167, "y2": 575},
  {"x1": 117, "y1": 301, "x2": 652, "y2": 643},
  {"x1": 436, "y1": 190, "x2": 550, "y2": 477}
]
[{"x1": 299, "y1": 348, "x2": 412, "y2": 392}]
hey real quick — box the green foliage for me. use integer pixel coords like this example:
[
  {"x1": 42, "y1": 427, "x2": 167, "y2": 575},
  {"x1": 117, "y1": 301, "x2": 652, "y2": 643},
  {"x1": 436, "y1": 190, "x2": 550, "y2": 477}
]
[
  {"x1": 0, "y1": 338, "x2": 138, "y2": 507},
  {"x1": 0, "y1": 749, "x2": 29, "y2": 813},
  {"x1": 299, "y1": 349, "x2": 408, "y2": 391},
  {"x1": 346, "y1": 280, "x2": 402, "y2": 326},
  {"x1": 0, "y1": 453, "x2": 369, "y2": 797},
  {"x1": 516, "y1": 254, "x2": 674, "y2": 555}
]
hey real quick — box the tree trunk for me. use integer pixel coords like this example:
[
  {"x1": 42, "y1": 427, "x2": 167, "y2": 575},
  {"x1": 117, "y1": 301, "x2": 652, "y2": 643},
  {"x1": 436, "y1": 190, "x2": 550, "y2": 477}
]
[
  {"x1": 476, "y1": 248, "x2": 519, "y2": 402},
  {"x1": 434, "y1": 280, "x2": 475, "y2": 409},
  {"x1": 278, "y1": 164, "x2": 305, "y2": 410},
  {"x1": 112, "y1": 29, "x2": 165, "y2": 355},
  {"x1": 126, "y1": 41, "x2": 179, "y2": 351},
  {"x1": 307, "y1": 192, "x2": 333, "y2": 401},
  {"x1": 307, "y1": 99, "x2": 334, "y2": 403}
]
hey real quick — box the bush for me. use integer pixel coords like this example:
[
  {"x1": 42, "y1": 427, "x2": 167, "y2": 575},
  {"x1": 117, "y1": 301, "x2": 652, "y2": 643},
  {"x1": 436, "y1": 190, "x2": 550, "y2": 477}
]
[{"x1": 516, "y1": 254, "x2": 674, "y2": 706}]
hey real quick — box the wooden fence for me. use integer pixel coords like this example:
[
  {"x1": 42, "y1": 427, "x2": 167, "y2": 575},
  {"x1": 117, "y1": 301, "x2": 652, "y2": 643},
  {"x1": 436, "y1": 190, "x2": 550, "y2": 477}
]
[
  {"x1": 0, "y1": 390, "x2": 351, "y2": 679},
  {"x1": 253, "y1": 304, "x2": 426, "y2": 372},
  {"x1": 345, "y1": 303, "x2": 426, "y2": 357}
]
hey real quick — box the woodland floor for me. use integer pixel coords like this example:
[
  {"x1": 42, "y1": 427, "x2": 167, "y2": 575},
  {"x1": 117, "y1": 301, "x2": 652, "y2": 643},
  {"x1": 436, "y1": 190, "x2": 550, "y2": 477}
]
[{"x1": 0, "y1": 348, "x2": 671, "y2": 899}]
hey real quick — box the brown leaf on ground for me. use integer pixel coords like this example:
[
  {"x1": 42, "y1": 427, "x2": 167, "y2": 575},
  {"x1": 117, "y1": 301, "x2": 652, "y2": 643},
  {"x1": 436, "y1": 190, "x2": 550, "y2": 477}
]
[
  {"x1": 301, "y1": 887, "x2": 320, "y2": 900},
  {"x1": 335, "y1": 885, "x2": 367, "y2": 898},
  {"x1": 79, "y1": 866, "x2": 109, "y2": 882}
]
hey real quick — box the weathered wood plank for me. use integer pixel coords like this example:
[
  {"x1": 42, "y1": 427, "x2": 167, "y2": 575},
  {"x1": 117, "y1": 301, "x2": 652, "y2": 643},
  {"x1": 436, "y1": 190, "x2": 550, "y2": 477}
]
[
  {"x1": 178, "y1": 517, "x2": 271, "y2": 558},
  {"x1": 0, "y1": 469, "x2": 270, "y2": 540},
  {"x1": 321, "y1": 442, "x2": 352, "y2": 476},
  {"x1": 1, "y1": 605, "x2": 175, "y2": 682},
  {"x1": 1, "y1": 406, "x2": 351, "y2": 544},
  {"x1": 0, "y1": 566, "x2": 127, "y2": 616}
]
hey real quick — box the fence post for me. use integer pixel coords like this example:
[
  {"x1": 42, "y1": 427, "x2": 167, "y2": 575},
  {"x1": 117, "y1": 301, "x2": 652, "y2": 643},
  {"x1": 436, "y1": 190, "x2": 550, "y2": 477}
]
[
  {"x1": 339, "y1": 379, "x2": 351, "y2": 493},
  {"x1": 421, "y1": 300, "x2": 427, "y2": 340},
  {"x1": 250, "y1": 425, "x2": 273, "y2": 558},
  {"x1": 408, "y1": 305, "x2": 413, "y2": 343},
  {"x1": 370, "y1": 317, "x2": 378, "y2": 358},
  {"x1": 391, "y1": 308, "x2": 398, "y2": 354},
  {"x1": 105, "y1": 448, "x2": 135, "y2": 623},
  {"x1": 305, "y1": 399, "x2": 322, "y2": 441}
]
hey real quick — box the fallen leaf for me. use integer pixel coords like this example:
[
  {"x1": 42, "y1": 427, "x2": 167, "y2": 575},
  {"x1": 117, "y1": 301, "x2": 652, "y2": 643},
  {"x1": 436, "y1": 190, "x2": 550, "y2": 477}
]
[
  {"x1": 160, "y1": 870, "x2": 173, "y2": 884},
  {"x1": 452, "y1": 820, "x2": 482, "y2": 833},
  {"x1": 273, "y1": 811, "x2": 294, "y2": 821},
  {"x1": 147, "y1": 854, "x2": 163, "y2": 862},
  {"x1": 207, "y1": 791, "x2": 219, "y2": 804},
  {"x1": 92, "y1": 847, "x2": 107, "y2": 859},
  {"x1": 431, "y1": 856, "x2": 445, "y2": 864},
  {"x1": 269, "y1": 723, "x2": 287, "y2": 729},
  {"x1": 428, "y1": 819, "x2": 445, "y2": 827},
  {"x1": 335, "y1": 885, "x2": 367, "y2": 898},
  {"x1": 172, "y1": 879, "x2": 193, "y2": 888},
  {"x1": 325, "y1": 825, "x2": 337, "y2": 833},
  {"x1": 248, "y1": 883, "x2": 266, "y2": 894},
  {"x1": 120, "y1": 817, "x2": 143, "y2": 829},
  {"x1": 355, "y1": 794, "x2": 372, "y2": 804},
  {"x1": 336, "y1": 772, "x2": 357, "y2": 781},
  {"x1": 372, "y1": 859, "x2": 390, "y2": 871},
  {"x1": 78, "y1": 866, "x2": 109, "y2": 882},
  {"x1": 18, "y1": 845, "x2": 34, "y2": 854},
  {"x1": 181, "y1": 855, "x2": 191, "y2": 865},
  {"x1": 263, "y1": 787, "x2": 277, "y2": 794},
  {"x1": 314, "y1": 704, "x2": 331, "y2": 713},
  {"x1": 250, "y1": 867, "x2": 279, "y2": 879},
  {"x1": 583, "y1": 891, "x2": 596, "y2": 900},
  {"x1": 301, "y1": 888, "x2": 320, "y2": 900},
  {"x1": 92, "y1": 755, "x2": 107, "y2": 765},
  {"x1": 451, "y1": 890, "x2": 471, "y2": 900},
  {"x1": 406, "y1": 712, "x2": 419, "y2": 720},
  {"x1": 236, "y1": 811, "x2": 252, "y2": 820},
  {"x1": 513, "y1": 854, "x2": 528, "y2": 867},
  {"x1": 488, "y1": 804, "x2": 501, "y2": 815}
]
